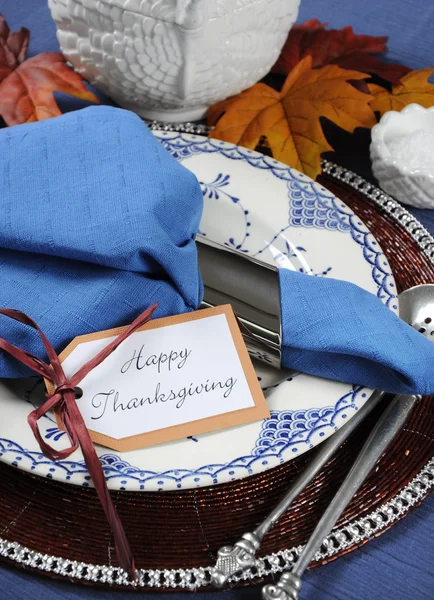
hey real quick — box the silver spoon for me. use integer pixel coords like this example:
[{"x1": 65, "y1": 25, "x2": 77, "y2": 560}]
[
  {"x1": 209, "y1": 284, "x2": 434, "y2": 588},
  {"x1": 261, "y1": 283, "x2": 434, "y2": 600}
]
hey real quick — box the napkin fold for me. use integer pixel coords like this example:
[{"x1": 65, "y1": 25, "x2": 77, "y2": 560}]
[
  {"x1": 279, "y1": 269, "x2": 434, "y2": 395},
  {"x1": 0, "y1": 106, "x2": 203, "y2": 378}
]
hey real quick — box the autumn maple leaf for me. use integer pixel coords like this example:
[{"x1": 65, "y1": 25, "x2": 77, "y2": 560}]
[
  {"x1": 0, "y1": 14, "x2": 98, "y2": 126},
  {"x1": 0, "y1": 15, "x2": 29, "y2": 82},
  {"x1": 369, "y1": 68, "x2": 434, "y2": 115},
  {"x1": 272, "y1": 19, "x2": 410, "y2": 85},
  {"x1": 208, "y1": 57, "x2": 376, "y2": 180}
]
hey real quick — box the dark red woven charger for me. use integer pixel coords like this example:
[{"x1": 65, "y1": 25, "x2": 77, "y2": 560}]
[{"x1": 0, "y1": 170, "x2": 432, "y2": 589}]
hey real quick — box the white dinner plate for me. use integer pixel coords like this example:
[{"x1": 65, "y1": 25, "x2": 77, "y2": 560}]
[{"x1": 0, "y1": 133, "x2": 397, "y2": 491}]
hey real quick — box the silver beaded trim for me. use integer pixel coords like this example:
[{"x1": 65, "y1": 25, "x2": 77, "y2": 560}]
[
  {"x1": 1, "y1": 128, "x2": 432, "y2": 587},
  {"x1": 0, "y1": 458, "x2": 432, "y2": 588},
  {"x1": 321, "y1": 160, "x2": 434, "y2": 262},
  {"x1": 145, "y1": 120, "x2": 212, "y2": 136}
]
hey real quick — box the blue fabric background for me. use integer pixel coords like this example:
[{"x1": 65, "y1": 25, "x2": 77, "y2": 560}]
[
  {"x1": 2, "y1": 0, "x2": 433, "y2": 71},
  {"x1": 0, "y1": 1, "x2": 432, "y2": 599}
]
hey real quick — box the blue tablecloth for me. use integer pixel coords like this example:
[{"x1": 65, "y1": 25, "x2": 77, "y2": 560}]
[{"x1": 0, "y1": 1, "x2": 432, "y2": 598}]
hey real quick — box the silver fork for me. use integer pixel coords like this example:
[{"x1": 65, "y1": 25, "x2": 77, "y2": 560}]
[
  {"x1": 209, "y1": 388, "x2": 386, "y2": 587},
  {"x1": 261, "y1": 393, "x2": 419, "y2": 600},
  {"x1": 261, "y1": 283, "x2": 434, "y2": 600}
]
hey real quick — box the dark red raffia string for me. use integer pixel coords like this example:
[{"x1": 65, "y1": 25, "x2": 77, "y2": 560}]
[{"x1": 0, "y1": 303, "x2": 159, "y2": 581}]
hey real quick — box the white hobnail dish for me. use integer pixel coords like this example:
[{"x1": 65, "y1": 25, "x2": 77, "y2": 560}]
[
  {"x1": 48, "y1": 0, "x2": 301, "y2": 122},
  {"x1": 370, "y1": 104, "x2": 434, "y2": 209}
]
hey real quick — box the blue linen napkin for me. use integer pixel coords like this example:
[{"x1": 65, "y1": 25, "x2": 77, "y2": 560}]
[
  {"x1": 0, "y1": 105, "x2": 432, "y2": 395},
  {"x1": 0, "y1": 106, "x2": 203, "y2": 378},
  {"x1": 279, "y1": 269, "x2": 434, "y2": 395}
]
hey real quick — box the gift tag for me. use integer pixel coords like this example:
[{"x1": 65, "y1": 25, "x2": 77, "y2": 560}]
[{"x1": 48, "y1": 306, "x2": 269, "y2": 451}]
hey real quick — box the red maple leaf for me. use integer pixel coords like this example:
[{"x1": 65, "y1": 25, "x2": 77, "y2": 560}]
[
  {"x1": 272, "y1": 19, "x2": 410, "y2": 85},
  {"x1": 0, "y1": 14, "x2": 29, "y2": 82}
]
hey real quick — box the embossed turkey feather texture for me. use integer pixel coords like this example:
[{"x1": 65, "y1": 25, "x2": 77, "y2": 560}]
[{"x1": 47, "y1": 0, "x2": 299, "y2": 118}]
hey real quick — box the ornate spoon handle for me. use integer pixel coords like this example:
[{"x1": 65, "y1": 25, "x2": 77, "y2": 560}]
[
  {"x1": 261, "y1": 393, "x2": 419, "y2": 600},
  {"x1": 210, "y1": 389, "x2": 386, "y2": 586}
]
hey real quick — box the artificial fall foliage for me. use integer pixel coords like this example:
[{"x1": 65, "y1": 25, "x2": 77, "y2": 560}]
[
  {"x1": 208, "y1": 20, "x2": 434, "y2": 179},
  {"x1": 209, "y1": 57, "x2": 376, "y2": 179},
  {"x1": 271, "y1": 19, "x2": 410, "y2": 85},
  {"x1": 369, "y1": 68, "x2": 434, "y2": 115},
  {"x1": 0, "y1": 13, "x2": 29, "y2": 80},
  {"x1": 0, "y1": 15, "x2": 98, "y2": 126},
  {"x1": 1, "y1": 12, "x2": 433, "y2": 179}
]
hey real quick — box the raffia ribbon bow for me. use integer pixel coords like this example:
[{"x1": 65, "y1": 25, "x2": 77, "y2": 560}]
[{"x1": 0, "y1": 304, "x2": 158, "y2": 580}]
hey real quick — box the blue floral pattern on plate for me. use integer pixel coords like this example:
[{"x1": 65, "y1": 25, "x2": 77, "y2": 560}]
[
  {"x1": 160, "y1": 133, "x2": 396, "y2": 307},
  {"x1": 0, "y1": 383, "x2": 367, "y2": 490},
  {"x1": 200, "y1": 173, "x2": 251, "y2": 252}
]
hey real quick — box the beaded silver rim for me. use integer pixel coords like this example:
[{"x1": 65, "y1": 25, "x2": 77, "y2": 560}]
[
  {"x1": 145, "y1": 119, "x2": 211, "y2": 136},
  {"x1": 321, "y1": 160, "x2": 434, "y2": 263},
  {"x1": 1, "y1": 458, "x2": 432, "y2": 588},
  {"x1": 1, "y1": 128, "x2": 433, "y2": 587}
]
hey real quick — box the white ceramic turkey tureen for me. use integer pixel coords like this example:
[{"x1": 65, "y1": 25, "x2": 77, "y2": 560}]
[{"x1": 48, "y1": 0, "x2": 301, "y2": 121}]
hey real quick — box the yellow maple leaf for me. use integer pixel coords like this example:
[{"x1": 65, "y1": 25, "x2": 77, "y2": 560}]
[
  {"x1": 208, "y1": 56, "x2": 376, "y2": 179},
  {"x1": 369, "y1": 68, "x2": 434, "y2": 115}
]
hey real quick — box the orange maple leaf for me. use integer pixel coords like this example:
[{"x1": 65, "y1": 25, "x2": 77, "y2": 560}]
[
  {"x1": 272, "y1": 19, "x2": 410, "y2": 85},
  {"x1": 208, "y1": 57, "x2": 376, "y2": 180},
  {"x1": 0, "y1": 53, "x2": 99, "y2": 125},
  {"x1": 369, "y1": 68, "x2": 434, "y2": 115},
  {"x1": 0, "y1": 14, "x2": 98, "y2": 126}
]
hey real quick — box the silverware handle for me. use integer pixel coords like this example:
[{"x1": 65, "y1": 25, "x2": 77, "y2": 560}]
[
  {"x1": 292, "y1": 393, "x2": 418, "y2": 577},
  {"x1": 254, "y1": 389, "x2": 385, "y2": 540}
]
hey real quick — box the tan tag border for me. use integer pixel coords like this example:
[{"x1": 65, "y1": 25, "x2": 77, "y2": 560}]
[{"x1": 46, "y1": 305, "x2": 269, "y2": 452}]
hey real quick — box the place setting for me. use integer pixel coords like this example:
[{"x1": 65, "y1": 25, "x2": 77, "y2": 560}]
[{"x1": 0, "y1": 1, "x2": 433, "y2": 598}]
